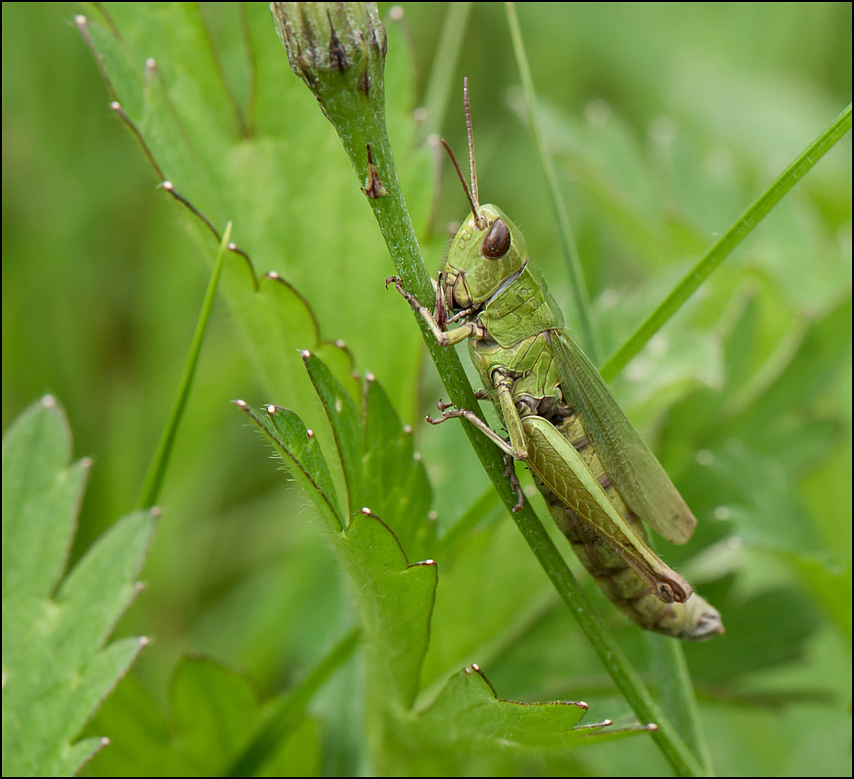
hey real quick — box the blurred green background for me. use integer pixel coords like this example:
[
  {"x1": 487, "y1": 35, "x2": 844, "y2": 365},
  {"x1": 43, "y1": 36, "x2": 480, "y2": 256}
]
[{"x1": 3, "y1": 3, "x2": 851, "y2": 776}]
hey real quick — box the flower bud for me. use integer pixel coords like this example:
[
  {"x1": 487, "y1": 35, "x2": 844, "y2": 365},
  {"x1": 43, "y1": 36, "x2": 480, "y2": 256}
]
[{"x1": 271, "y1": 3, "x2": 386, "y2": 122}]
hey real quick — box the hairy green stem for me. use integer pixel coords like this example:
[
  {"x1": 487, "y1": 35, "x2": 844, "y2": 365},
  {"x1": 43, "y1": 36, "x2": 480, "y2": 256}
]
[{"x1": 271, "y1": 5, "x2": 705, "y2": 773}]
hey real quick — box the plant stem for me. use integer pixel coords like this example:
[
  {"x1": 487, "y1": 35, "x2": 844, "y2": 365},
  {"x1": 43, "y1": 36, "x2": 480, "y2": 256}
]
[{"x1": 137, "y1": 221, "x2": 232, "y2": 510}]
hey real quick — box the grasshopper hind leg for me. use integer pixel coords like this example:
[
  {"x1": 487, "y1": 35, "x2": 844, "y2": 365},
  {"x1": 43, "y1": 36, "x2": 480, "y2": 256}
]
[{"x1": 503, "y1": 453, "x2": 524, "y2": 512}]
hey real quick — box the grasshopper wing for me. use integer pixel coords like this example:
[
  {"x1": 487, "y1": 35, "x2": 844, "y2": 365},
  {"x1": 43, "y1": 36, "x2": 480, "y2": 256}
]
[
  {"x1": 547, "y1": 330, "x2": 697, "y2": 545},
  {"x1": 523, "y1": 415, "x2": 692, "y2": 603}
]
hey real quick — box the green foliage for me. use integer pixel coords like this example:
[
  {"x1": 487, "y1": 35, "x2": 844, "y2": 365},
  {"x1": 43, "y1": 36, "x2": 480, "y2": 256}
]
[
  {"x1": 84, "y1": 655, "x2": 324, "y2": 776},
  {"x1": 2, "y1": 398, "x2": 154, "y2": 776},
  {"x1": 238, "y1": 353, "x2": 652, "y2": 772},
  {"x1": 2, "y1": 2, "x2": 850, "y2": 776}
]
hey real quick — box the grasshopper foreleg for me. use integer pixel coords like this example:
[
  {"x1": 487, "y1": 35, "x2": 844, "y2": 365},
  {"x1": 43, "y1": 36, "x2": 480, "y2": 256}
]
[
  {"x1": 437, "y1": 389, "x2": 487, "y2": 413},
  {"x1": 386, "y1": 275, "x2": 483, "y2": 346}
]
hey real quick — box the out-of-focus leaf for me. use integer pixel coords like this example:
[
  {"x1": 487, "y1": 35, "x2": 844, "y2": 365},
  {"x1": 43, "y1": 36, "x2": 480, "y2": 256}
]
[
  {"x1": 78, "y1": 3, "x2": 430, "y2": 432},
  {"x1": 2, "y1": 397, "x2": 153, "y2": 777},
  {"x1": 83, "y1": 657, "x2": 322, "y2": 777}
]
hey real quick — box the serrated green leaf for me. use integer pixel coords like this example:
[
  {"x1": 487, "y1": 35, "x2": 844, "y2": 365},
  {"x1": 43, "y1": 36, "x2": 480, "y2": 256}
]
[
  {"x1": 222, "y1": 256, "x2": 360, "y2": 423},
  {"x1": 418, "y1": 665, "x2": 588, "y2": 747},
  {"x1": 363, "y1": 375, "x2": 433, "y2": 558},
  {"x1": 339, "y1": 510, "x2": 437, "y2": 711},
  {"x1": 2, "y1": 396, "x2": 88, "y2": 599},
  {"x1": 391, "y1": 663, "x2": 651, "y2": 773},
  {"x1": 2, "y1": 397, "x2": 153, "y2": 777},
  {"x1": 77, "y1": 3, "x2": 427, "y2": 428},
  {"x1": 238, "y1": 402, "x2": 343, "y2": 533},
  {"x1": 302, "y1": 351, "x2": 365, "y2": 520},
  {"x1": 419, "y1": 519, "x2": 551, "y2": 693}
]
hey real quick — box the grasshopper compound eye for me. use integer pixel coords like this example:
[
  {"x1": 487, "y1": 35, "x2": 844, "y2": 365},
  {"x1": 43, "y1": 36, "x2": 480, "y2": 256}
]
[{"x1": 481, "y1": 218, "x2": 511, "y2": 259}]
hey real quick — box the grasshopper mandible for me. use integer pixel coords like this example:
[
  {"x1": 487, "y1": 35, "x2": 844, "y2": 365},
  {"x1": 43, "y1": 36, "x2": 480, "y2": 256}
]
[{"x1": 388, "y1": 79, "x2": 723, "y2": 641}]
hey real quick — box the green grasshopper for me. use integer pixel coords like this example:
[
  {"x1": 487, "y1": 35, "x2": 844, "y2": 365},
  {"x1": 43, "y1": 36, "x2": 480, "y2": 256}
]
[{"x1": 388, "y1": 81, "x2": 723, "y2": 641}]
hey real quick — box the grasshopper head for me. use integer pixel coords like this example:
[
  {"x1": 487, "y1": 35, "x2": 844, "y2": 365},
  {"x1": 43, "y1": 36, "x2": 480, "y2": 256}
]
[{"x1": 442, "y1": 204, "x2": 528, "y2": 312}]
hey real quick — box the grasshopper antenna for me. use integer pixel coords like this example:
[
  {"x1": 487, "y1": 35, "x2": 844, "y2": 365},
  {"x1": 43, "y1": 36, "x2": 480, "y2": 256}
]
[
  {"x1": 439, "y1": 78, "x2": 486, "y2": 229},
  {"x1": 440, "y1": 139, "x2": 480, "y2": 227},
  {"x1": 463, "y1": 77, "x2": 481, "y2": 218}
]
